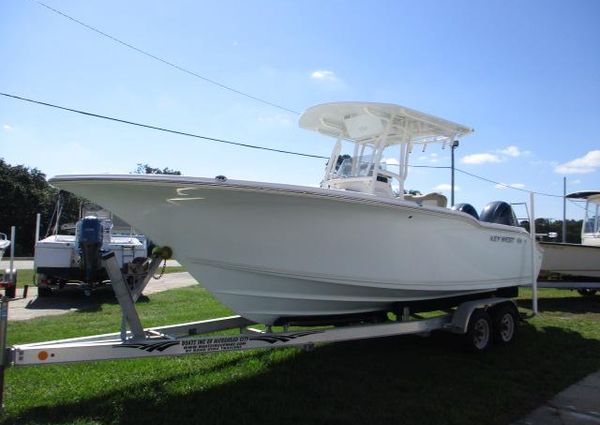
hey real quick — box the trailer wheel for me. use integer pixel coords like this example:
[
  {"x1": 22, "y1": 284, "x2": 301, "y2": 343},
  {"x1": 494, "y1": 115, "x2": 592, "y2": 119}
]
[
  {"x1": 491, "y1": 304, "x2": 518, "y2": 345},
  {"x1": 464, "y1": 310, "x2": 492, "y2": 352},
  {"x1": 577, "y1": 289, "x2": 598, "y2": 297},
  {"x1": 38, "y1": 287, "x2": 52, "y2": 297},
  {"x1": 5, "y1": 285, "x2": 16, "y2": 299}
]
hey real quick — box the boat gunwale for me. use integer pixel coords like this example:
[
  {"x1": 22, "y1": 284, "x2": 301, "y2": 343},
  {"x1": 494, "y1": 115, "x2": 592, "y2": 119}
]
[{"x1": 50, "y1": 174, "x2": 531, "y2": 236}]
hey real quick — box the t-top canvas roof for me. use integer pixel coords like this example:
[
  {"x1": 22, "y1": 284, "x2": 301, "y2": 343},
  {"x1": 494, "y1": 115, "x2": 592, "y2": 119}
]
[
  {"x1": 566, "y1": 191, "x2": 600, "y2": 201},
  {"x1": 299, "y1": 101, "x2": 473, "y2": 146}
]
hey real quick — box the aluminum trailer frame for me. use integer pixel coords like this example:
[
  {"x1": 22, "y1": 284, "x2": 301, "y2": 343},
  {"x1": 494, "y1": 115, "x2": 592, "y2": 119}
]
[
  {"x1": 0, "y1": 248, "x2": 524, "y2": 406},
  {"x1": 525, "y1": 279, "x2": 600, "y2": 297},
  {"x1": 534, "y1": 280, "x2": 600, "y2": 290},
  {"x1": 8, "y1": 299, "x2": 507, "y2": 367}
]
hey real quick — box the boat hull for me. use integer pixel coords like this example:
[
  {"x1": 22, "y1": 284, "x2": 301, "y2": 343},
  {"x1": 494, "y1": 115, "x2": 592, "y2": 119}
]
[
  {"x1": 539, "y1": 242, "x2": 600, "y2": 279},
  {"x1": 51, "y1": 175, "x2": 541, "y2": 324}
]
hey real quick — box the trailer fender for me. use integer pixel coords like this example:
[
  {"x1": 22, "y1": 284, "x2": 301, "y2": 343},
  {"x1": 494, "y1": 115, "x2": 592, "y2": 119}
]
[{"x1": 446, "y1": 298, "x2": 517, "y2": 334}]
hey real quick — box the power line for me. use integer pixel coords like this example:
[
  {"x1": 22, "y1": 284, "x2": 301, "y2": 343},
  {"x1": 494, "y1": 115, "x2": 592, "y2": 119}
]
[
  {"x1": 0, "y1": 91, "x2": 569, "y2": 197},
  {"x1": 31, "y1": 0, "x2": 301, "y2": 115},
  {"x1": 0, "y1": 92, "x2": 458, "y2": 169},
  {"x1": 455, "y1": 168, "x2": 563, "y2": 198},
  {"x1": 0, "y1": 92, "x2": 323, "y2": 159},
  {"x1": 567, "y1": 199, "x2": 588, "y2": 212},
  {"x1": 20, "y1": 3, "x2": 573, "y2": 200}
]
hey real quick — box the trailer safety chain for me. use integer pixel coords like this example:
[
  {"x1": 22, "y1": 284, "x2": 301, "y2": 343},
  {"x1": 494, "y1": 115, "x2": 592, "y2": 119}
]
[{"x1": 153, "y1": 259, "x2": 167, "y2": 280}]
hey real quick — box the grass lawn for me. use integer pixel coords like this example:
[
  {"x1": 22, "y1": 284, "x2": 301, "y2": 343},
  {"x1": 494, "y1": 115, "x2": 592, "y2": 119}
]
[{"x1": 1, "y1": 287, "x2": 599, "y2": 425}]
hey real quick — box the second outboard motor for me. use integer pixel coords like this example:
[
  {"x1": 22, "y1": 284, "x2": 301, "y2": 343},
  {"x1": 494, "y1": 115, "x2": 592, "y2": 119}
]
[
  {"x1": 480, "y1": 201, "x2": 518, "y2": 226},
  {"x1": 77, "y1": 217, "x2": 104, "y2": 282},
  {"x1": 451, "y1": 203, "x2": 479, "y2": 220}
]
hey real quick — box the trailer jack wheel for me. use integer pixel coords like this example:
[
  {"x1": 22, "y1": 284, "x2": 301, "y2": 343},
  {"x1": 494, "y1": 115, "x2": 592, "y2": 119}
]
[
  {"x1": 464, "y1": 310, "x2": 492, "y2": 352},
  {"x1": 491, "y1": 304, "x2": 518, "y2": 345}
]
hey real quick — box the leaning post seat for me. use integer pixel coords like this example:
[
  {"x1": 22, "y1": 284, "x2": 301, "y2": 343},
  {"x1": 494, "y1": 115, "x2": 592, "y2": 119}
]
[{"x1": 404, "y1": 192, "x2": 448, "y2": 208}]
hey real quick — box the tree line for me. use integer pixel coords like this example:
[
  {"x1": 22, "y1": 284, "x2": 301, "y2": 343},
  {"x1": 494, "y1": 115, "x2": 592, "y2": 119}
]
[{"x1": 0, "y1": 159, "x2": 180, "y2": 256}]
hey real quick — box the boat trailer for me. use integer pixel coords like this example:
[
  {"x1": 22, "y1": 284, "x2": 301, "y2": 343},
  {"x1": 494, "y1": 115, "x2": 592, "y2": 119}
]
[{"x1": 0, "y1": 245, "x2": 526, "y2": 407}]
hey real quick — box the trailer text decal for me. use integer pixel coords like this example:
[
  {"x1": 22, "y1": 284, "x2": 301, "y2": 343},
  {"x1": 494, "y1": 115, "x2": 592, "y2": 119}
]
[{"x1": 181, "y1": 336, "x2": 250, "y2": 353}]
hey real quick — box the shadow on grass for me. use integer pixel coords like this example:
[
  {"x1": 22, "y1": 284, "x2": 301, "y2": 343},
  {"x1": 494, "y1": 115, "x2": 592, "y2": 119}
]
[
  {"x1": 517, "y1": 294, "x2": 600, "y2": 314},
  {"x1": 4, "y1": 323, "x2": 600, "y2": 425},
  {"x1": 23, "y1": 286, "x2": 150, "y2": 313}
]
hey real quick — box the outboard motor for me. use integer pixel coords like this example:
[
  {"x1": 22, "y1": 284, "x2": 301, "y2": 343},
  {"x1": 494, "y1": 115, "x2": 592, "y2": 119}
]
[
  {"x1": 451, "y1": 203, "x2": 479, "y2": 220},
  {"x1": 77, "y1": 217, "x2": 104, "y2": 282},
  {"x1": 480, "y1": 201, "x2": 518, "y2": 226}
]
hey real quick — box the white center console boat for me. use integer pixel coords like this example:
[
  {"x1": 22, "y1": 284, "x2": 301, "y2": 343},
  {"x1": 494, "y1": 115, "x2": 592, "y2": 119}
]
[
  {"x1": 539, "y1": 191, "x2": 600, "y2": 282},
  {"x1": 50, "y1": 102, "x2": 542, "y2": 324}
]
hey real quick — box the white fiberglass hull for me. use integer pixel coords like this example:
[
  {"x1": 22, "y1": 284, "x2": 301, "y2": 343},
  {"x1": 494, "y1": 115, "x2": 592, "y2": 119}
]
[
  {"x1": 0, "y1": 240, "x2": 9, "y2": 263},
  {"x1": 51, "y1": 175, "x2": 542, "y2": 324},
  {"x1": 539, "y1": 242, "x2": 600, "y2": 279}
]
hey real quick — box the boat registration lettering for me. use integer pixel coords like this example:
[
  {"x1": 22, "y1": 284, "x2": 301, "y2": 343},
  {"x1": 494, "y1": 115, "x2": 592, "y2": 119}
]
[
  {"x1": 490, "y1": 235, "x2": 515, "y2": 243},
  {"x1": 182, "y1": 336, "x2": 249, "y2": 353}
]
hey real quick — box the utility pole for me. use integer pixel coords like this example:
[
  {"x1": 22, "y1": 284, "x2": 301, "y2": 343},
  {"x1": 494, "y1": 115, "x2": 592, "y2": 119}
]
[
  {"x1": 562, "y1": 177, "x2": 567, "y2": 243},
  {"x1": 451, "y1": 140, "x2": 459, "y2": 206}
]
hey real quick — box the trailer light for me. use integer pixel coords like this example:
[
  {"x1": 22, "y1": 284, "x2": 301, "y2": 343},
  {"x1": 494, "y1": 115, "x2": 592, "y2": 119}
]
[{"x1": 37, "y1": 351, "x2": 49, "y2": 361}]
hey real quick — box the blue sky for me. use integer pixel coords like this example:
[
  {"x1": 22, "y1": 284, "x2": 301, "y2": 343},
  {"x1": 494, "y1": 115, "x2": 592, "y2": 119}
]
[{"x1": 1, "y1": 0, "x2": 598, "y2": 219}]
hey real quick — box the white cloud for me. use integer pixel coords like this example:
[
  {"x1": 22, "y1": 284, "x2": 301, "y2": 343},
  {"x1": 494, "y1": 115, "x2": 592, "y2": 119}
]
[
  {"x1": 383, "y1": 158, "x2": 399, "y2": 166},
  {"x1": 461, "y1": 153, "x2": 501, "y2": 164},
  {"x1": 495, "y1": 183, "x2": 526, "y2": 190},
  {"x1": 310, "y1": 70, "x2": 340, "y2": 83},
  {"x1": 572, "y1": 179, "x2": 582, "y2": 185},
  {"x1": 2, "y1": 124, "x2": 12, "y2": 132},
  {"x1": 434, "y1": 183, "x2": 460, "y2": 192},
  {"x1": 499, "y1": 145, "x2": 530, "y2": 157},
  {"x1": 555, "y1": 150, "x2": 600, "y2": 174},
  {"x1": 257, "y1": 114, "x2": 291, "y2": 127},
  {"x1": 530, "y1": 159, "x2": 559, "y2": 168},
  {"x1": 416, "y1": 152, "x2": 446, "y2": 164}
]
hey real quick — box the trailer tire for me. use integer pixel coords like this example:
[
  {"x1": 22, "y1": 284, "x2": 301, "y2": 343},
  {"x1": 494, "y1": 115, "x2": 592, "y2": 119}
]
[
  {"x1": 38, "y1": 287, "x2": 52, "y2": 297},
  {"x1": 464, "y1": 309, "x2": 492, "y2": 352},
  {"x1": 577, "y1": 289, "x2": 597, "y2": 297},
  {"x1": 491, "y1": 304, "x2": 518, "y2": 345},
  {"x1": 5, "y1": 285, "x2": 16, "y2": 299}
]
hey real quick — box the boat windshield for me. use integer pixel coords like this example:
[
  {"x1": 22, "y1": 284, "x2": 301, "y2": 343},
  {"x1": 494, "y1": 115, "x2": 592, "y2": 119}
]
[
  {"x1": 333, "y1": 155, "x2": 391, "y2": 179},
  {"x1": 584, "y1": 201, "x2": 600, "y2": 234}
]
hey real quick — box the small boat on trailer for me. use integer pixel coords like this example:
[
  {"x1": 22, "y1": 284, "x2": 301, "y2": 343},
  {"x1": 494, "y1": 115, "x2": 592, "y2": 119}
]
[
  {"x1": 34, "y1": 201, "x2": 148, "y2": 296},
  {"x1": 538, "y1": 190, "x2": 600, "y2": 296},
  {"x1": 49, "y1": 101, "x2": 542, "y2": 325}
]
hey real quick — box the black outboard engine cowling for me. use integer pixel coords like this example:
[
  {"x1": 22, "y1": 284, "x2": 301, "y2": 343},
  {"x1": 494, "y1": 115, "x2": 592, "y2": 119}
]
[
  {"x1": 451, "y1": 203, "x2": 479, "y2": 220},
  {"x1": 77, "y1": 217, "x2": 104, "y2": 282},
  {"x1": 480, "y1": 201, "x2": 518, "y2": 226}
]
